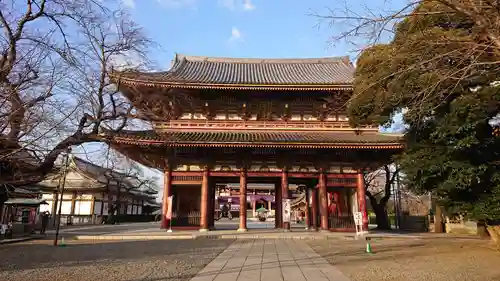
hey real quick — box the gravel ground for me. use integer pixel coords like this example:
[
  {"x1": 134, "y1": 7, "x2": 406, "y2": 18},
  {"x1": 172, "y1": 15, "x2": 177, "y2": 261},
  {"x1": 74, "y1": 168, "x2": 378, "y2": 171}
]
[
  {"x1": 308, "y1": 237, "x2": 500, "y2": 281},
  {"x1": 0, "y1": 238, "x2": 234, "y2": 281}
]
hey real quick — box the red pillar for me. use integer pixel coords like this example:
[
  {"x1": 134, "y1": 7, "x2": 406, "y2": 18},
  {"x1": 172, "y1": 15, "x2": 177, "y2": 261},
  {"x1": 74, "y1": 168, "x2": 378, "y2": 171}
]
[
  {"x1": 357, "y1": 170, "x2": 369, "y2": 231},
  {"x1": 281, "y1": 169, "x2": 290, "y2": 230},
  {"x1": 274, "y1": 182, "x2": 282, "y2": 229},
  {"x1": 319, "y1": 170, "x2": 329, "y2": 231},
  {"x1": 161, "y1": 166, "x2": 172, "y2": 229},
  {"x1": 311, "y1": 187, "x2": 318, "y2": 230},
  {"x1": 304, "y1": 187, "x2": 310, "y2": 230},
  {"x1": 199, "y1": 166, "x2": 209, "y2": 232},
  {"x1": 208, "y1": 179, "x2": 215, "y2": 230},
  {"x1": 238, "y1": 168, "x2": 248, "y2": 231}
]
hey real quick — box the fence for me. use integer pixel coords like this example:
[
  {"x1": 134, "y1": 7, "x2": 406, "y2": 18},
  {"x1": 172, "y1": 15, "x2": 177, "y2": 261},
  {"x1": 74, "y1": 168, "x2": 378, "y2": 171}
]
[
  {"x1": 328, "y1": 215, "x2": 355, "y2": 230},
  {"x1": 171, "y1": 211, "x2": 201, "y2": 227}
]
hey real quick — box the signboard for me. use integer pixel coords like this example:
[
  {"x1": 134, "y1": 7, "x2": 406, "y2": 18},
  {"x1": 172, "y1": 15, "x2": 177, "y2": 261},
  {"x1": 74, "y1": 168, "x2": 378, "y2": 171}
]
[
  {"x1": 354, "y1": 212, "x2": 363, "y2": 226},
  {"x1": 166, "y1": 196, "x2": 173, "y2": 220},
  {"x1": 282, "y1": 199, "x2": 291, "y2": 223}
]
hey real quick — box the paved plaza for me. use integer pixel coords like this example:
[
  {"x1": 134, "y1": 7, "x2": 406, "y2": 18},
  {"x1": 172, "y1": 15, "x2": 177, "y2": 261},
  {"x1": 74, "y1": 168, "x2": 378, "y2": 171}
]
[
  {"x1": 190, "y1": 240, "x2": 350, "y2": 281},
  {"x1": 0, "y1": 239, "x2": 234, "y2": 281},
  {"x1": 2, "y1": 223, "x2": 499, "y2": 281}
]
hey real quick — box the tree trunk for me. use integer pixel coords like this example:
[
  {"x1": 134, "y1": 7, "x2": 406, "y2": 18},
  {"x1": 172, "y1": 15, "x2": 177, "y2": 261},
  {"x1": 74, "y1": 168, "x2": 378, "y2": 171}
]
[
  {"x1": 477, "y1": 220, "x2": 489, "y2": 238},
  {"x1": 368, "y1": 196, "x2": 391, "y2": 230},
  {"x1": 434, "y1": 205, "x2": 445, "y2": 233},
  {"x1": 373, "y1": 203, "x2": 391, "y2": 230},
  {"x1": 486, "y1": 225, "x2": 500, "y2": 247}
]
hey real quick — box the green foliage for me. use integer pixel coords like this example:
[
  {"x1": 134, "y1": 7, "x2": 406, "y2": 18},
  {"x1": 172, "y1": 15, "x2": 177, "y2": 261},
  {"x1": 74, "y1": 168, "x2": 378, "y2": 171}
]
[{"x1": 349, "y1": 1, "x2": 500, "y2": 221}]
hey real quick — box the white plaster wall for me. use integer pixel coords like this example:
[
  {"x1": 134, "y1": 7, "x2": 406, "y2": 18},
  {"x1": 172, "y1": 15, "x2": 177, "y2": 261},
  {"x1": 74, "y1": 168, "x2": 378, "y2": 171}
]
[
  {"x1": 74, "y1": 201, "x2": 92, "y2": 215},
  {"x1": 40, "y1": 201, "x2": 52, "y2": 213},
  {"x1": 102, "y1": 203, "x2": 109, "y2": 215},
  {"x1": 50, "y1": 201, "x2": 72, "y2": 215},
  {"x1": 42, "y1": 194, "x2": 53, "y2": 200},
  {"x1": 94, "y1": 201, "x2": 102, "y2": 215}
]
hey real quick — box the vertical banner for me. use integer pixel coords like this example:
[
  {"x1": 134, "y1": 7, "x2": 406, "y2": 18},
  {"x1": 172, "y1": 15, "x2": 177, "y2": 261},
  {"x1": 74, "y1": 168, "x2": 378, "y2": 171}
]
[
  {"x1": 166, "y1": 196, "x2": 173, "y2": 220},
  {"x1": 282, "y1": 199, "x2": 291, "y2": 222}
]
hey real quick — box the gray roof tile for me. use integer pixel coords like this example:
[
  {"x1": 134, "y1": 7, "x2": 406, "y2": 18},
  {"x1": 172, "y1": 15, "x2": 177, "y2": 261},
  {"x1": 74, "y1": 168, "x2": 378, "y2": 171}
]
[
  {"x1": 116, "y1": 54, "x2": 355, "y2": 87},
  {"x1": 104, "y1": 129, "x2": 403, "y2": 146}
]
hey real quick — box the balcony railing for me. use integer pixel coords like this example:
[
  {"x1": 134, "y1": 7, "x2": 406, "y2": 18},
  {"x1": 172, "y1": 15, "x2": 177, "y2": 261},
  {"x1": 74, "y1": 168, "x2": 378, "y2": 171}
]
[{"x1": 154, "y1": 120, "x2": 378, "y2": 131}]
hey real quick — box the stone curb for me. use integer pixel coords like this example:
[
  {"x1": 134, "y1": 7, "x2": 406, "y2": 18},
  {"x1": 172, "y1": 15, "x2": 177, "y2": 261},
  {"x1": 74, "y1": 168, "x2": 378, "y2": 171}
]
[
  {"x1": 74, "y1": 234, "x2": 423, "y2": 241},
  {"x1": 73, "y1": 235, "x2": 338, "y2": 241},
  {"x1": 0, "y1": 236, "x2": 36, "y2": 245}
]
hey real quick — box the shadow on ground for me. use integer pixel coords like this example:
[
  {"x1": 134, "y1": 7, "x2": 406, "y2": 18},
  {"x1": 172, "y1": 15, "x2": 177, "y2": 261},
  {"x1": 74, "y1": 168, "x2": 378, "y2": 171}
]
[{"x1": 0, "y1": 239, "x2": 234, "y2": 273}]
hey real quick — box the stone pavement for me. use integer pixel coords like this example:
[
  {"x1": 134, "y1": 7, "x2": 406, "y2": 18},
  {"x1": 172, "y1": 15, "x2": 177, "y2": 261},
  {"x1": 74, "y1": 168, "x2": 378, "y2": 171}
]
[
  {"x1": 190, "y1": 239, "x2": 351, "y2": 281},
  {"x1": 74, "y1": 227, "x2": 424, "y2": 241}
]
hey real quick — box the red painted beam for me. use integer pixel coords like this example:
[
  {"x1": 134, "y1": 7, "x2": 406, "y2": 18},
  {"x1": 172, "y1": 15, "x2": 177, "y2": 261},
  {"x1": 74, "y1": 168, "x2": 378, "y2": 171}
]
[{"x1": 172, "y1": 171, "x2": 360, "y2": 178}]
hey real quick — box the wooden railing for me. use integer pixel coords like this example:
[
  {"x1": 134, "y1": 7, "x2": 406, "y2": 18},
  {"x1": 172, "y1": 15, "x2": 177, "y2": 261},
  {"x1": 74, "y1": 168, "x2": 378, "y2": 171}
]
[
  {"x1": 171, "y1": 211, "x2": 201, "y2": 227},
  {"x1": 328, "y1": 215, "x2": 356, "y2": 230},
  {"x1": 154, "y1": 120, "x2": 378, "y2": 131}
]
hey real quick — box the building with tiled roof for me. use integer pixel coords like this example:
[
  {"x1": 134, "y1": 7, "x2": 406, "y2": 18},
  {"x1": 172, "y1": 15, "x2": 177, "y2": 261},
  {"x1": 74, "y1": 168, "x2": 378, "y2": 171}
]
[
  {"x1": 106, "y1": 54, "x2": 403, "y2": 232},
  {"x1": 35, "y1": 156, "x2": 158, "y2": 225}
]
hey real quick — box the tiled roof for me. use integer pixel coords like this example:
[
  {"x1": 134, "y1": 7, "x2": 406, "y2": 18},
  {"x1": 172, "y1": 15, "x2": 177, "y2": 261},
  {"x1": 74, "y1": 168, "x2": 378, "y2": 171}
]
[
  {"x1": 68, "y1": 156, "x2": 157, "y2": 196},
  {"x1": 71, "y1": 156, "x2": 128, "y2": 184},
  {"x1": 104, "y1": 129, "x2": 403, "y2": 149},
  {"x1": 113, "y1": 54, "x2": 355, "y2": 89}
]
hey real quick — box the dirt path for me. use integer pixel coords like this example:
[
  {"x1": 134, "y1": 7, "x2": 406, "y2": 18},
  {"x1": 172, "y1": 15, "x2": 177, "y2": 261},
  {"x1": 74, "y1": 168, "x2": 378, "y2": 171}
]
[{"x1": 308, "y1": 237, "x2": 500, "y2": 281}]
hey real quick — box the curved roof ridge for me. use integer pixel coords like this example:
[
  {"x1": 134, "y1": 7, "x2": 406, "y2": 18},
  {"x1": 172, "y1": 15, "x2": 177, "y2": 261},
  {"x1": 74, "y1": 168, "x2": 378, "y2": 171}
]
[
  {"x1": 113, "y1": 53, "x2": 355, "y2": 88},
  {"x1": 175, "y1": 54, "x2": 351, "y2": 64}
]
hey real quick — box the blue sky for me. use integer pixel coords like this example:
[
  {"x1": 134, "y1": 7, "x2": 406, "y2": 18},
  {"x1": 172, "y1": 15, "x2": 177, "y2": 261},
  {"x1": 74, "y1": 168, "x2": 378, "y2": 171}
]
[
  {"x1": 75, "y1": 0, "x2": 407, "y2": 197},
  {"x1": 122, "y1": 0, "x2": 379, "y2": 65},
  {"x1": 118, "y1": 0, "x2": 405, "y2": 130}
]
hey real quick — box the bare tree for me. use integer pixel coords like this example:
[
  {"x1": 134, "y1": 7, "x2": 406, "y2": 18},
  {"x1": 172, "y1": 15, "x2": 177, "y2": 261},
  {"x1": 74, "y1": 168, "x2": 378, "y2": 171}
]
[
  {"x1": 313, "y1": 0, "x2": 500, "y2": 118},
  {"x1": 364, "y1": 164, "x2": 400, "y2": 230},
  {"x1": 0, "y1": 1, "x2": 153, "y2": 186},
  {"x1": 97, "y1": 146, "x2": 159, "y2": 224}
]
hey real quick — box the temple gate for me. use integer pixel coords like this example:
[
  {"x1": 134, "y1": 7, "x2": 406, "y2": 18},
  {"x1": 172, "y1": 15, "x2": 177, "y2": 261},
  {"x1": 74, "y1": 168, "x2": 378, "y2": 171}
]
[{"x1": 105, "y1": 54, "x2": 403, "y2": 232}]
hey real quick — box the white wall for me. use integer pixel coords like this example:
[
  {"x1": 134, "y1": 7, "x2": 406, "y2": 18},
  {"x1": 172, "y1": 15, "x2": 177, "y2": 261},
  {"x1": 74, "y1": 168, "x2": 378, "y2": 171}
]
[
  {"x1": 94, "y1": 201, "x2": 102, "y2": 215},
  {"x1": 102, "y1": 203, "x2": 109, "y2": 215},
  {"x1": 40, "y1": 201, "x2": 53, "y2": 213},
  {"x1": 74, "y1": 201, "x2": 92, "y2": 215}
]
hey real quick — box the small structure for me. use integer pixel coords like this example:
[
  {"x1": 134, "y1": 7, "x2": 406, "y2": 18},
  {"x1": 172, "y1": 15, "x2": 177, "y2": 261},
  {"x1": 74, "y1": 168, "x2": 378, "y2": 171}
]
[
  {"x1": 1, "y1": 198, "x2": 47, "y2": 236},
  {"x1": 1, "y1": 136, "x2": 45, "y2": 236},
  {"x1": 216, "y1": 183, "x2": 300, "y2": 218},
  {"x1": 35, "y1": 156, "x2": 158, "y2": 225}
]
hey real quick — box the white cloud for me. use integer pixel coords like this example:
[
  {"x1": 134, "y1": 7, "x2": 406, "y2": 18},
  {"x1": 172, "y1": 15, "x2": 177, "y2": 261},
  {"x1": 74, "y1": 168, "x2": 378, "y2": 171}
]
[
  {"x1": 228, "y1": 27, "x2": 242, "y2": 42},
  {"x1": 219, "y1": 0, "x2": 255, "y2": 11},
  {"x1": 110, "y1": 52, "x2": 145, "y2": 71},
  {"x1": 156, "y1": 0, "x2": 197, "y2": 9},
  {"x1": 123, "y1": 0, "x2": 135, "y2": 8},
  {"x1": 243, "y1": 0, "x2": 255, "y2": 10}
]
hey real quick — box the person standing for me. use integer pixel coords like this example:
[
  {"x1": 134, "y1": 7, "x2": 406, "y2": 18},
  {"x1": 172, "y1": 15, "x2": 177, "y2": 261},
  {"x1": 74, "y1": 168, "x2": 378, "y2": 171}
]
[{"x1": 40, "y1": 212, "x2": 49, "y2": 234}]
